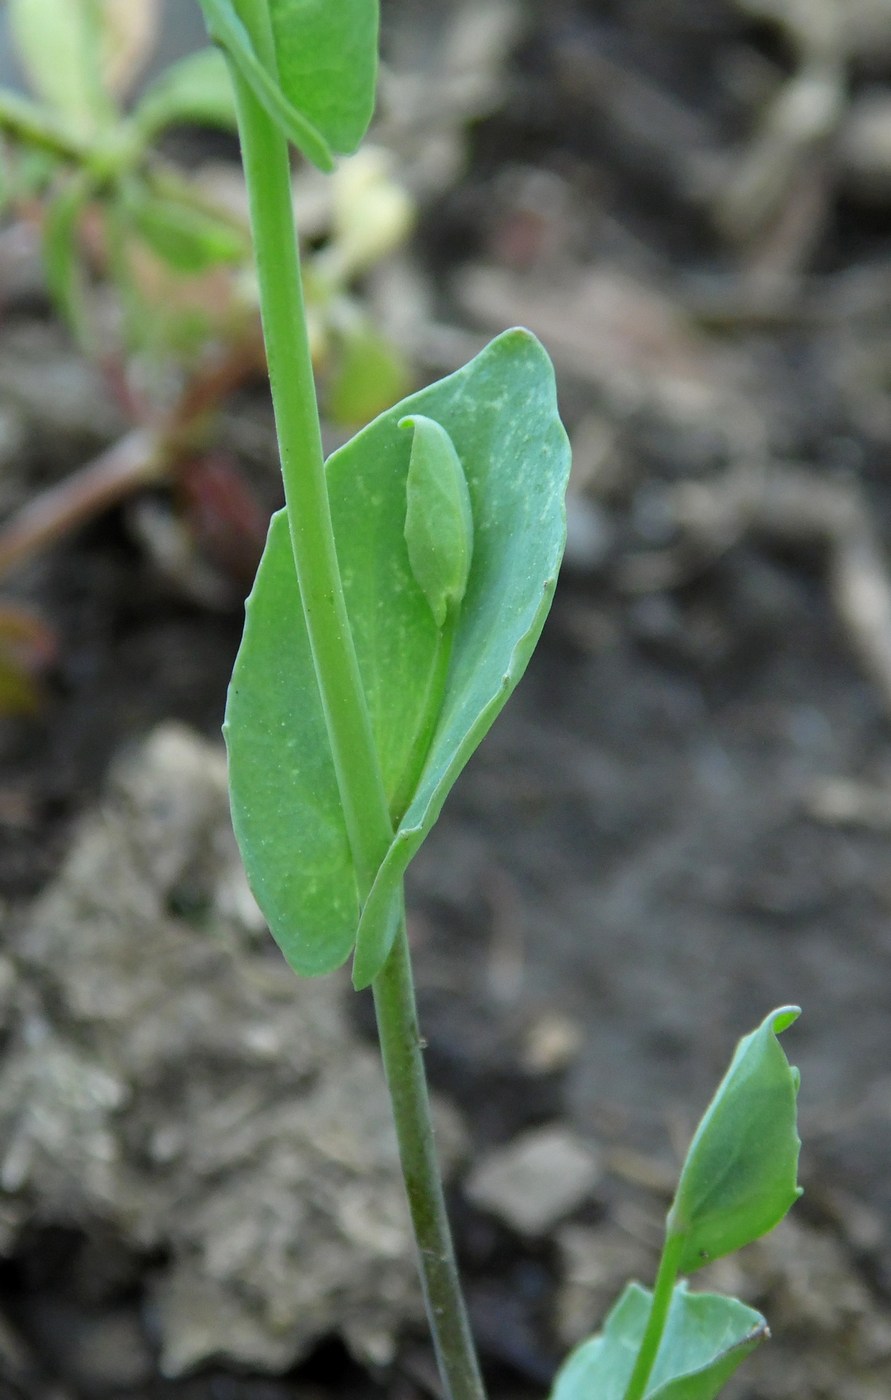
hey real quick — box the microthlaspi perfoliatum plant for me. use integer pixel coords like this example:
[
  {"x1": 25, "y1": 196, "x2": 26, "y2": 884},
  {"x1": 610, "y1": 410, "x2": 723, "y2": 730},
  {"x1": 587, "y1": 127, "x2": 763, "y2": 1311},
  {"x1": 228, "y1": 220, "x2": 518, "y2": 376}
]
[
  {"x1": 193, "y1": 4, "x2": 804, "y2": 1399},
  {"x1": 552, "y1": 1007, "x2": 802, "y2": 1400}
]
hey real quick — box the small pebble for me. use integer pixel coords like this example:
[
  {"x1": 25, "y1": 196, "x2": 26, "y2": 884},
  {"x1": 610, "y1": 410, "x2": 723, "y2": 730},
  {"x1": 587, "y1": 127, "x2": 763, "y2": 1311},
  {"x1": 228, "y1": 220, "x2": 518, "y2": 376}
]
[{"x1": 465, "y1": 1125, "x2": 600, "y2": 1238}]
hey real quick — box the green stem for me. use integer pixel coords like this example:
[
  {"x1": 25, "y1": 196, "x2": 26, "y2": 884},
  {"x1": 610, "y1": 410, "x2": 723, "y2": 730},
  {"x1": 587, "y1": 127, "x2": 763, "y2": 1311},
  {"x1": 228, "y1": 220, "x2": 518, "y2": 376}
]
[
  {"x1": 224, "y1": 6, "x2": 486, "y2": 1396},
  {"x1": 229, "y1": 0, "x2": 390, "y2": 889},
  {"x1": 621, "y1": 1232, "x2": 685, "y2": 1400},
  {"x1": 374, "y1": 923, "x2": 487, "y2": 1400}
]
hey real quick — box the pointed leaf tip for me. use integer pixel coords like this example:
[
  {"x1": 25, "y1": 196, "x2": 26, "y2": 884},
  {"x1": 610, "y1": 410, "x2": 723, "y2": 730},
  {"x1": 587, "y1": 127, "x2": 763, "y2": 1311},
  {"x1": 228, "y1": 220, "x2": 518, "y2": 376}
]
[
  {"x1": 667, "y1": 1006, "x2": 803, "y2": 1273},
  {"x1": 770, "y1": 1005, "x2": 801, "y2": 1034}
]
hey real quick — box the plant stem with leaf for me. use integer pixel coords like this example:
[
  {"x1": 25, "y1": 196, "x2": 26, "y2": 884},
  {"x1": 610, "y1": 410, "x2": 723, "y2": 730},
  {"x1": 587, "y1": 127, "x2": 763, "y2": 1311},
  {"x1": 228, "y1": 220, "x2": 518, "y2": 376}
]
[
  {"x1": 227, "y1": 3, "x2": 486, "y2": 1396},
  {"x1": 621, "y1": 1224, "x2": 684, "y2": 1400}
]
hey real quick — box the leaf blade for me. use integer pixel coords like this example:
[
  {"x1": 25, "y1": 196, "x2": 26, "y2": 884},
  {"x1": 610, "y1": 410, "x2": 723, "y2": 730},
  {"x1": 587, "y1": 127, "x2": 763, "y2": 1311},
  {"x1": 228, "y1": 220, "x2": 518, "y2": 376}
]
[
  {"x1": 351, "y1": 328, "x2": 569, "y2": 983},
  {"x1": 42, "y1": 174, "x2": 94, "y2": 348},
  {"x1": 198, "y1": 0, "x2": 335, "y2": 170},
  {"x1": 125, "y1": 183, "x2": 249, "y2": 273},
  {"x1": 269, "y1": 0, "x2": 379, "y2": 155},
  {"x1": 224, "y1": 509, "x2": 359, "y2": 977},
  {"x1": 667, "y1": 1007, "x2": 803, "y2": 1273},
  {"x1": 550, "y1": 1283, "x2": 767, "y2": 1400},
  {"x1": 225, "y1": 330, "x2": 570, "y2": 982}
]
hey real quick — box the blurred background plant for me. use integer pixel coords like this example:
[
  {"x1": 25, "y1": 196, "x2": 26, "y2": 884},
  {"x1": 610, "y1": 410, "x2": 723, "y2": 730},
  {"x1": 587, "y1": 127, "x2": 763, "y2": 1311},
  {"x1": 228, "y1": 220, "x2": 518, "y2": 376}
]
[{"x1": 0, "y1": 0, "x2": 414, "y2": 713}]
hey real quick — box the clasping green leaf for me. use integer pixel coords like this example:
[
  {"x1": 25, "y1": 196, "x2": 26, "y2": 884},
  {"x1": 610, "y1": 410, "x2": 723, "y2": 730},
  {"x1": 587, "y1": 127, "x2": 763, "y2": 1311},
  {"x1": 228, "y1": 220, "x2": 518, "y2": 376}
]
[
  {"x1": 269, "y1": 0, "x2": 379, "y2": 157},
  {"x1": 225, "y1": 330, "x2": 570, "y2": 981},
  {"x1": 551, "y1": 1283, "x2": 767, "y2": 1400},
  {"x1": 402, "y1": 415, "x2": 473, "y2": 629},
  {"x1": 667, "y1": 1006, "x2": 802, "y2": 1272},
  {"x1": 199, "y1": 0, "x2": 379, "y2": 172},
  {"x1": 198, "y1": 0, "x2": 335, "y2": 170}
]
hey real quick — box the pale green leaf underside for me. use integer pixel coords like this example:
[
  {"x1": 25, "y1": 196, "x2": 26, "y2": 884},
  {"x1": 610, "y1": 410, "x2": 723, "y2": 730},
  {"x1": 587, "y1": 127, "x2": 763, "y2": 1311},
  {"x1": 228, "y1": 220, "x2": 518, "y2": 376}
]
[
  {"x1": 225, "y1": 330, "x2": 570, "y2": 978},
  {"x1": 669, "y1": 1006, "x2": 802, "y2": 1273},
  {"x1": 270, "y1": 0, "x2": 379, "y2": 155},
  {"x1": 550, "y1": 1283, "x2": 766, "y2": 1400}
]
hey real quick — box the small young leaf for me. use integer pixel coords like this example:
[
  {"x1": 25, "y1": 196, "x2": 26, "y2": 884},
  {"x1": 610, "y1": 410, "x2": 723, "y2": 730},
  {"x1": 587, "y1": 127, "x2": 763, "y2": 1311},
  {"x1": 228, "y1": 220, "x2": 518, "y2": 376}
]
[
  {"x1": 551, "y1": 1282, "x2": 766, "y2": 1400},
  {"x1": 225, "y1": 330, "x2": 569, "y2": 980},
  {"x1": 402, "y1": 415, "x2": 474, "y2": 629},
  {"x1": 667, "y1": 1007, "x2": 802, "y2": 1273},
  {"x1": 269, "y1": 0, "x2": 379, "y2": 155},
  {"x1": 133, "y1": 49, "x2": 238, "y2": 141},
  {"x1": 198, "y1": 0, "x2": 335, "y2": 171}
]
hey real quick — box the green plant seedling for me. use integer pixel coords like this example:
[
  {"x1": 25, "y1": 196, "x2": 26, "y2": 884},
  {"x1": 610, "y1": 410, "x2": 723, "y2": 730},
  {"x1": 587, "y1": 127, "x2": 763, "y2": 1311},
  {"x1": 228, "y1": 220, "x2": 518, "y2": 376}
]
[
  {"x1": 552, "y1": 1009, "x2": 802, "y2": 1400},
  {"x1": 196, "y1": 3, "x2": 805, "y2": 1398},
  {"x1": 1, "y1": 0, "x2": 410, "y2": 401},
  {"x1": 667, "y1": 1006, "x2": 803, "y2": 1272},
  {"x1": 199, "y1": 2, "x2": 567, "y2": 1393}
]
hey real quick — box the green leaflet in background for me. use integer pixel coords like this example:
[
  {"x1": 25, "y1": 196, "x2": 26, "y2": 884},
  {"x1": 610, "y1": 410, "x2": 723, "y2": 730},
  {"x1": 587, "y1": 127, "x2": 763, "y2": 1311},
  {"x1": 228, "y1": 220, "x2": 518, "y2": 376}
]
[
  {"x1": 269, "y1": 0, "x2": 379, "y2": 155},
  {"x1": 225, "y1": 330, "x2": 570, "y2": 980},
  {"x1": 225, "y1": 506, "x2": 360, "y2": 977},
  {"x1": 7, "y1": 0, "x2": 109, "y2": 136},
  {"x1": 133, "y1": 48, "x2": 238, "y2": 141},
  {"x1": 551, "y1": 1283, "x2": 766, "y2": 1400},
  {"x1": 667, "y1": 1007, "x2": 803, "y2": 1272},
  {"x1": 43, "y1": 174, "x2": 94, "y2": 347},
  {"x1": 124, "y1": 183, "x2": 249, "y2": 273}
]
